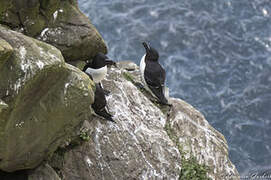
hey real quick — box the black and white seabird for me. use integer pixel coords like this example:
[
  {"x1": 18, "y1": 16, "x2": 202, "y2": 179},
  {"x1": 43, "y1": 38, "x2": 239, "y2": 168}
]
[
  {"x1": 83, "y1": 52, "x2": 116, "y2": 94},
  {"x1": 83, "y1": 52, "x2": 116, "y2": 83},
  {"x1": 140, "y1": 42, "x2": 169, "y2": 105},
  {"x1": 92, "y1": 83, "x2": 115, "y2": 122}
]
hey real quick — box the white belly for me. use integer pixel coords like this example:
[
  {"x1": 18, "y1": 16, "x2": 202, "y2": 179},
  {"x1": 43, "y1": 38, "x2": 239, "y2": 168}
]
[
  {"x1": 139, "y1": 54, "x2": 155, "y2": 96},
  {"x1": 164, "y1": 86, "x2": 169, "y2": 100},
  {"x1": 140, "y1": 54, "x2": 146, "y2": 85},
  {"x1": 85, "y1": 66, "x2": 107, "y2": 83}
]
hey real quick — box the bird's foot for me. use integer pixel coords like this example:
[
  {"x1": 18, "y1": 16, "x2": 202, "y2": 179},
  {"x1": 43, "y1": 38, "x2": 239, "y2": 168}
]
[
  {"x1": 103, "y1": 89, "x2": 111, "y2": 96},
  {"x1": 135, "y1": 82, "x2": 145, "y2": 89}
]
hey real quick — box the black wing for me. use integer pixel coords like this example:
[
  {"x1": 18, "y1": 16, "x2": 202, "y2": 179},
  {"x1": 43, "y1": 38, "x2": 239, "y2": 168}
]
[
  {"x1": 144, "y1": 62, "x2": 168, "y2": 104},
  {"x1": 144, "y1": 62, "x2": 165, "y2": 87},
  {"x1": 92, "y1": 83, "x2": 115, "y2": 122}
]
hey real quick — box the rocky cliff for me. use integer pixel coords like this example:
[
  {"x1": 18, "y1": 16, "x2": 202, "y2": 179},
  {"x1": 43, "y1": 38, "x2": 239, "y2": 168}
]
[{"x1": 0, "y1": 0, "x2": 239, "y2": 179}]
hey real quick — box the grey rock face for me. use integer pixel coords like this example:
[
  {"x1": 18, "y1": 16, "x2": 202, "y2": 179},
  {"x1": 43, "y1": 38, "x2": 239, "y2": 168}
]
[
  {"x1": 0, "y1": 26, "x2": 94, "y2": 172},
  {"x1": 57, "y1": 67, "x2": 182, "y2": 180},
  {"x1": 49, "y1": 63, "x2": 239, "y2": 180},
  {"x1": 167, "y1": 98, "x2": 240, "y2": 180}
]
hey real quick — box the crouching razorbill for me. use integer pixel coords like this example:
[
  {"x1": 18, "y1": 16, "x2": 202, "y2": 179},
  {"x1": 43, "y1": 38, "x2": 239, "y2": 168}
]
[
  {"x1": 92, "y1": 82, "x2": 115, "y2": 122},
  {"x1": 83, "y1": 72, "x2": 115, "y2": 123},
  {"x1": 140, "y1": 42, "x2": 170, "y2": 105}
]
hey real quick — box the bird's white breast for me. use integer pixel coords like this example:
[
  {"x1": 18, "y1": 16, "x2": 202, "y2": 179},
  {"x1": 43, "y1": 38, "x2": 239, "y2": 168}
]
[
  {"x1": 140, "y1": 54, "x2": 146, "y2": 85},
  {"x1": 164, "y1": 86, "x2": 169, "y2": 100},
  {"x1": 85, "y1": 66, "x2": 107, "y2": 83}
]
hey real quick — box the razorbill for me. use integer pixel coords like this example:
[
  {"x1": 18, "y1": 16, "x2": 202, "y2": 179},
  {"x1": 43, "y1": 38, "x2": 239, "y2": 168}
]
[
  {"x1": 140, "y1": 42, "x2": 169, "y2": 105},
  {"x1": 83, "y1": 52, "x2": 116, "y2": 95},
  {"x1": 92, "y1": 83, "x2": 115, "y2": 122},
  {"x1": 83, "y1": 52, "x2": 116, "y2": 83},
  {"x1": 84, "y1": 73, "x2": 115, "y2": 122}
]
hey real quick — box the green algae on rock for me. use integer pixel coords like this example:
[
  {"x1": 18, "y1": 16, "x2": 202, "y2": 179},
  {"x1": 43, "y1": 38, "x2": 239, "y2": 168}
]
[
  {"x1": 0, "y1": 25, "x2": 94, "y2": 172},
  {"x1": 0, "y1": 37, "x2": 13, "y2": 68},
  {"x1": 0, "y1": 0, "x2": 107, "y2": 62},
  {"x1": 0, "y1": 99, "x2": 8, "y2": 113}
]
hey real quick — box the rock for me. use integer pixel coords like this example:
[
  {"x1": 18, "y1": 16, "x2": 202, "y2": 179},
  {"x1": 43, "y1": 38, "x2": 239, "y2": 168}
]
[
  {"x1": 28, "y1": 163, "x2": 61, "y2": 180},
  {"x1": 47, "y1": 64, "x2": 240, "y2": 180},
  {"x1": 14, "y1": 0, "x2": 46, "y2": 37},
  {"x1": 37, "y1": 0, "x2": 107, "y2": 61},
  {"x1": 0, "y1": 169, "x2": 28, "y2": 180},
  {"x1": 167, "y1": 98, "x2": 240, "y2": 180},
  {"x1": 0, "y1": 0, "x2": 107, "y2": 62},
  {"x1": 117, "y1": 61, "x2": 138, "y2": 71},
  {"x1": 0, "y1": 25, "x2": 94, "y2": 172},
  {"x1": 51, "y1": 67, "x2": 182, "y2": 180},
  {"x1": 0, "y1": 37, "x2": 13, "y2": 68},
  {"x1": 0, "y1": 1, "x2": 20, "y2": 28},
  {"x1": 67, "y1": 60, "x2": 86, "y2": 71},
  {"x1": 0, "y1": 99, "x2": 8, "y2": 113}
]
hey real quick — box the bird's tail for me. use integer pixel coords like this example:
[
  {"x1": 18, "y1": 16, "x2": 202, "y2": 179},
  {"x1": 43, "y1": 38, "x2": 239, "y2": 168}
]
[
  {"x1": 148, "y1": 85, "x2": 169, "y2": 105},
  {"x1": 95, "y1": 108, "x2": 115, "y2": 123},
  {"x1": 159, "y1": 95, "x2": 168, "y2": 105}
]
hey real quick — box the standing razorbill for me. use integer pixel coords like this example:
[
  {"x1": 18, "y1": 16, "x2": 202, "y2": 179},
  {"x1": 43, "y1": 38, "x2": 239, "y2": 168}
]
[
  {"x1": 83, "y1": 52, "x2": 116, "y2": 83},
  {"x1": 83, "y1": 52, "x2": 116, "y2": 94},
  {"x1": 140, "y1": 42, "x2": 169, "y2": 105}
]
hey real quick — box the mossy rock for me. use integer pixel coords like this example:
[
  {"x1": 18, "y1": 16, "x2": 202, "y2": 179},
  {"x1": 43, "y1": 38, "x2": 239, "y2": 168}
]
[
  {"x1": 0, "y1": 99, "x2": 8, "y2": 113},
  {"x1": 0, "y1": 37, "x2": 13, "y2": 68},
  {"x1": 0, "y1": 0, "x2": 107, "y2": 62},
  {"x1": 37, "y1": 0, "x2": 107, "y2": 61},
  {"x1": 0, "y1": 25, "x2": 94, "y2": 172},
  {"x1": 0, "y1": 1, "x2": 12, "y2": 18},
  {"x1": 39, "y1": 0, "x2": 61, "y2": 18}
]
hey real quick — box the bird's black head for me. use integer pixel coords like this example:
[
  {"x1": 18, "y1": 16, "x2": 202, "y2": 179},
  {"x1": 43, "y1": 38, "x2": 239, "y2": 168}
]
[
  {"x1": 85, "y1": 52, "x2": 116, "y2": 69},
  {"x1": 91, "y1": 52, "x2": 109, "y2": 69},
  {"x1": 142, "y1": 42, "x2": 159, "y2": 62}
]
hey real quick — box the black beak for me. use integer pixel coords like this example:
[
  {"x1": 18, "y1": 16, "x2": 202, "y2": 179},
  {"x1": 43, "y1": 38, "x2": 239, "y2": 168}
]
[
  {"x1": 142, "y1": 42, "x2": 150, "y2": 52},
  {"x1": 105, "y1": 59, "x2": 117, "y2": 67}
]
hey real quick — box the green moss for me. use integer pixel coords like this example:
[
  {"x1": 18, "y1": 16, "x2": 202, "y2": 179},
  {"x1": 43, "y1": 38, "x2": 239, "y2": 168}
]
[
  {"x1": 164, "y1": 122, "x2": 211, "y2": 180},
  {"x1": 79, "y1": 128, "x2": 90, "y2": 141},
  {"x1": 180, "y1": 156, "x2": 211, "y2": 180},
  {"x1": 122, "y1": 71, "x2": 136, "y2": 83}
]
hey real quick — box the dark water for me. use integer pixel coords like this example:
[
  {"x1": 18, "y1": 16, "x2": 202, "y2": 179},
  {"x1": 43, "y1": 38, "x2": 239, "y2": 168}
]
[{"x1": 78, "y1": 0, "x2": 271, "y2": 177}]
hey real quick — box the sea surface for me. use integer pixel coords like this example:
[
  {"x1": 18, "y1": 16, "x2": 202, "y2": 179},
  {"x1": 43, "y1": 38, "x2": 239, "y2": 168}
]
[{"x1": 78, "y1": 0, "x2": 271, "y2": 177}]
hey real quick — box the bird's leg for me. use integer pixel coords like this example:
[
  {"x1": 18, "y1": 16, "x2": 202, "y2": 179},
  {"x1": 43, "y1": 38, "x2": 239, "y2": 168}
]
[
  {"x1": 99, "y1": 82, "x2": 111, "y2": 96},
  {"x1": 135, "y1": 82, "x2": 145, "y2": 89}
]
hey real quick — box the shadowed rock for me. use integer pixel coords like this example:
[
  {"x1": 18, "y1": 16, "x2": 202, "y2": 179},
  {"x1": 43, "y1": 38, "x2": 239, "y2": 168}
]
[
  {"x1": 28, "y1": 163, "x2": 61, "y2": 180},
  {"x1": 0, "y1": 25, "x2": 94, "y2": 172}
]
